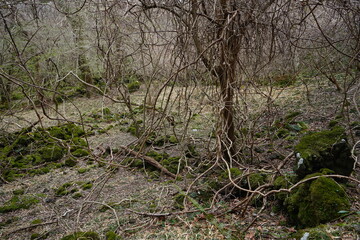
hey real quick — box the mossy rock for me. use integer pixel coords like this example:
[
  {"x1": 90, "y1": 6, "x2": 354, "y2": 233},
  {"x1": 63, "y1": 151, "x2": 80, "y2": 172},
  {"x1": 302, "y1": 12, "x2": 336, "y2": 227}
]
[
  {"x1": 61, "y1": 231, "x2": 100, "y2": 240},
  {"x1": 39, "y1": 145, "x2": 64, "y2": 162},
  {"x1": 294, "y1": 126, "x2": 354, "y2": 178},
  {"x1": 0, "y1": 195, "x2": 40, "y2": 213},
  {"x1": 64, "y1": 158, "x2": 78, "y2": 167},
  {"x1": 72, "y1": 148, "x2": 90, "y2": 157},
  {"x1": 273, "y1": 175, "x2": 295, "y2": 202},
  {"x1": 71, "y1": 137, "x2": 88, "y2": 148},
  {"x1": 0, "y1": 124, "x2": 88, "y2": 181},
  {"x1": 48, "y1": 126, "x2": 67, "y2": 139},
  {"x1": 284, "y1": 174, "x2": 350, "y2": 228}
]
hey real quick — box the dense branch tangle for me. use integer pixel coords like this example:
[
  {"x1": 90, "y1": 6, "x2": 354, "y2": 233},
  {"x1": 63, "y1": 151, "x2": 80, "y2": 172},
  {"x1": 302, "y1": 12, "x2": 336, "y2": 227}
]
[{"x1": 135, "y1": 0, "x2": 279, "y2": 162}]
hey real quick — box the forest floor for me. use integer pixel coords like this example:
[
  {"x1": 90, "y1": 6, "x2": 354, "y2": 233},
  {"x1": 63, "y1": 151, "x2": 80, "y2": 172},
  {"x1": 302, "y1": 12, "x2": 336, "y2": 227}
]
[{"x1": 0, "y1": 78, "x2": 359, "y2": 240}]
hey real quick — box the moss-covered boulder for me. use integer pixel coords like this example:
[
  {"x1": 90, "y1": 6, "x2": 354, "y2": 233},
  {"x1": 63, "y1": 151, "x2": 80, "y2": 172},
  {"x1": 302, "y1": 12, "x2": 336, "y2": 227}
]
[
  {"x1": 294, "y1": 126, "x2": 354, "y2": 178},
  {"x1": 40, "y1": 145, "x2": 64, "y2": 162},
  {"x1": 284, "y1": 173, "x2": 350, "y2": 228},
  {"x1": 273, "y1": 175, "x2": 296, "y2": 202},
  {"x1": 0, "y1": 195, "x2": 40, "y2": 213},
  {"x1": 0, "y1": 123, "x2": 88, "y2": 181}
]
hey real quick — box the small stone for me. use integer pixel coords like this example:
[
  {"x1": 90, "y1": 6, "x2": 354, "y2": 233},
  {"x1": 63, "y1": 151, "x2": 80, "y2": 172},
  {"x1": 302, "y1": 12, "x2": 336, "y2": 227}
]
[{"x1": 300, "y1": 232, "x2": 310, "y2": 240}]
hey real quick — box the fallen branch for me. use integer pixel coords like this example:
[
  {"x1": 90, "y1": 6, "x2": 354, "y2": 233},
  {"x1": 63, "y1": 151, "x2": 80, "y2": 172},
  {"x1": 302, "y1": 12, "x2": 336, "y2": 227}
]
[{"x1": 119, "y1": 145, "x2": 176, "y2": 178}]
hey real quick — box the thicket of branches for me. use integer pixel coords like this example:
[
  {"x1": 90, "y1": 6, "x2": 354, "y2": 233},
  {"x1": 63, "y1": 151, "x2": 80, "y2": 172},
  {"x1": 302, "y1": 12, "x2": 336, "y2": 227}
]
[{"x1": 0, "y1": 0, "x2": 359, "y2": 197}]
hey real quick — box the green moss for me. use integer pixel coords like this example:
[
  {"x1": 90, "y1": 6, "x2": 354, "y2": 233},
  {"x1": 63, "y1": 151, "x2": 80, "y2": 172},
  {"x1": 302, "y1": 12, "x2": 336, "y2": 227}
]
[
  {"x1": 64, "y1": 158, "x2": 78, "y2": 167},
  {"x1": 285, "y1": 175, "x2": 350, "y2": 228},
  {"x1": 26, "y1": 154, "x2": 44, "y2": 165},
  {"x1": 247, "y1": 173, "x2": 266, "y2": 189},
  {"x1": 185, "y1": 144, "x2": 198, "y2": 157},
  {"x1": 64, "y1": 124, "x2": 86, "y2": 138},
  {"x1": 146, "y1": 151, "x2": 169, "y2": 161},
  {"x1": 294, "y1": 126, "x2": 353, "y2": 177},
  {"x1": 160, "y1": 157, "x2": 182, "y2": 174},
  {"x1": 77, "y1": 168, "x2": 89, "y2": 174},
  {"x1": 55, "y1": 182, "x2": 74, "y2": 196},
  {"x1": 328, "y1": 120, "x2": 339, "y2": 128},
  {"x1": 274, "y1": 176, "x2": 294, "y2": 202},
  {"x1": 40, "y1": 145, "x2": 64, "y2": 162},
  {"x1": 150, "y1": 170, "x2": 161, "y2": 179},
  {"x1": 72, "y1": 193, "x2": 83, "y2": 199},
  {"x1": 276, "y1": 128, "x2": 290, "y2": 138},
  {"x1": 61, "y1": 231, "x2": 100, "y2": 240},
  {"x1": 102, "y1": 107, "x2": 112, "y2": 115},
  {"x1": 127, "y1": 126, "x2": 138, "y2": 136},
  {"x1": 168, "y1": 135, "x2": 178, "y2": 144},
  {"x1": 29, "y1": 167, "x2": 50, "y2": 175},
  {"x1": 219, "y1": 168, "x2": 243, "y2": 182},
  {"x1": 127, "y1": 81, "x2": 141, "y2": 93},
  {"x1": 285, "y1": 111, "x2": 302, "y2": 122},
  {"x1": 81, "y1": 182, "x2": 93, "y2": 190},
  {"x1": 173, "y1": 193, "x2": 185, "y2": 209},
  {"x1": 13, "y1": 189, "x2": 25, "y2": 195},
  {"x1": 72, "y1": 149, "x2": 90, "y2": 157},
  {"x1": 1, "y1": 124, "x2": 88, "y2": 181},
  {"x1": 0, "y1": 195, "x2": 39, "y2": 213},
  {"x1": 153, "y1": 135, "x2": 166, "y2": 146},
  {"x1": 105, "y1": 231, "x2": 122, "y2": 240},
  {"x1": 71, "y1": 137, "x2": 87, "y2": 147},
  {"x1": 295, "y1": 126, "x2": 345, "y2": 159},
  {"x1": 30, "y1": 233, "x2": 41, "y2": 240},
  {"x1": 31, "y1": 219, "x2": 43, "y2": 224},
  {"x1": 48, "y1": 126, "x2": 66, "y2": 139},
  {"x1": 17, "y1": 134, "x2": 34, "y2": 146},
  {"x1": 130, "y1": 159, "x2": 143, "y2": 168}
]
